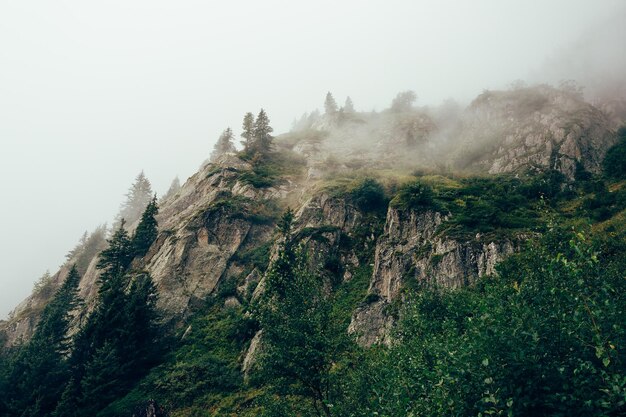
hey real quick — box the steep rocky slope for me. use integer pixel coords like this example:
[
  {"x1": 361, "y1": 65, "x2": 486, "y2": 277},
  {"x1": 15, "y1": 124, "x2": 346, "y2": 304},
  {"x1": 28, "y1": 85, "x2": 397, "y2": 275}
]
[
  {"x1": 349, "y1": 207, "x2": 519, "y2": 346},
  {"x1": 1, "y1": 155, "x2": 296, "y2": 347},
  {"x1": 2, "y1": 85, "x2": 622, "y2": 352}
]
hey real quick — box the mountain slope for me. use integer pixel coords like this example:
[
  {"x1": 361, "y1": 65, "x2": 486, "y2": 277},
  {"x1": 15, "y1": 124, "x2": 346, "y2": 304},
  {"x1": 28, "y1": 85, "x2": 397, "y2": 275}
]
[{"x1": 1, "y1": 85, "x2": 625, "y2": 417}]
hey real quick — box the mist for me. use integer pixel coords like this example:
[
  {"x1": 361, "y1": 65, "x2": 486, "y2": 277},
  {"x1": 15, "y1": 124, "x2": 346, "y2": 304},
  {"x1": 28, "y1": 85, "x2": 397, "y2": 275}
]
[{"x1": 1, "y1": 0, "x2": 624, "y2": 318}]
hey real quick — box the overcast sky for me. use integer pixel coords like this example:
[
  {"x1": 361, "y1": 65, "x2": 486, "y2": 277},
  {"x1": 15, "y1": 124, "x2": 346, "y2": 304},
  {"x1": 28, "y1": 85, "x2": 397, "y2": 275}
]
[{"x1": 1, "y1": 0, "x2": 624, "y2": 318}]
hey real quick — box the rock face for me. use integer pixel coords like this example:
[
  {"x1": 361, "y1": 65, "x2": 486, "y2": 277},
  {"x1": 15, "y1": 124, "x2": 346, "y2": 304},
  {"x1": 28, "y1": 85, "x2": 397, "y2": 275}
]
[
  {"x1": 455, "y1": 86, "x2": 618, "y2": 178},
  {"x1": 350, "y1": 206, "x2": 517, "y2": 346},
  {"x1": 1, "y1": 155, "x2": 295, "y2": 347},
  {"x1": 241, "y1": 192, "x2": 366, "y2": 369}
]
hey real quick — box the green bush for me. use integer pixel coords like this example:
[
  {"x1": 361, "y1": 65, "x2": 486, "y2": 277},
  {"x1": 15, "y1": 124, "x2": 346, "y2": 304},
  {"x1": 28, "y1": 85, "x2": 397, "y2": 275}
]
[
  {"x1": 390, "y1": 180, "x2": 440, "y2": 211},
  {"x1": 342, "y1": 227, "x2": 626, "y2": 416},
  {"x1": 349, "y1": 178, "x2": 387, "y2": 213}
]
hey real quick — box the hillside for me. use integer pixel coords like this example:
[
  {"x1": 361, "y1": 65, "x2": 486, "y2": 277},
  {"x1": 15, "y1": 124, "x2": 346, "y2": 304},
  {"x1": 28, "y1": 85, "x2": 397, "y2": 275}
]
[{"x1": 1, "y1": 86, "x2": 625, "y2": 417}]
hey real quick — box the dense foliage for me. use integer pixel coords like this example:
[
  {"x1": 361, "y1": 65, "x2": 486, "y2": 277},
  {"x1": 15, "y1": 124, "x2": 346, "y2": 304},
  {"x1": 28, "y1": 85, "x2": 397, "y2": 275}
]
[
  {"x1": 343, "y1": 226, "x2": 626, "y2": 416},
  {"x1": 0, "y1": 202, "x2": 162, "y2": 417},
  {"x1": 254, "y1": 210, "x2": 351, "y2": 417},
  {"x1": 1, "y1": 266, "x2": 81, "y2": 417}
]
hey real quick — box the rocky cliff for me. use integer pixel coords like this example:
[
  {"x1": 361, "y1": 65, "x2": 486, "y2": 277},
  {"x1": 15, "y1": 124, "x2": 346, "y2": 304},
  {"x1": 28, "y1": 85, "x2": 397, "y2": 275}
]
[
  {"x1": 2, "y1": 85, "x2": 622, "y2": 352},
  {"x1": 453, "y1": 86, "x2": 618, "y2": 177},
  {"x1": 349, "y1": 207, "x2": 518, "y2": 346},
  {"x1": 1, "y1": 154, "x2": 297, "y2": 347}
]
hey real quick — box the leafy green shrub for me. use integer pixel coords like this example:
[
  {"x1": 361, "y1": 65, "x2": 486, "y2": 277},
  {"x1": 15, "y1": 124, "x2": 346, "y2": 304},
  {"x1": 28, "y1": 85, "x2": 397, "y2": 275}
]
[
  {"x1": 390, "y1": 180, "x2": 440, "y2": 211},
  {"x1": 342, "y1": 227, "x2": 626, "y2": 416},
  {"x1": 102, "y1": 305, "x2": 251, "y2": 414},
  {"x1": 349, "y1": 178, "x2": 387, "y2": 212},
  {"x1": 434, "y1": 176, "x2": 544, "y2": 238}
]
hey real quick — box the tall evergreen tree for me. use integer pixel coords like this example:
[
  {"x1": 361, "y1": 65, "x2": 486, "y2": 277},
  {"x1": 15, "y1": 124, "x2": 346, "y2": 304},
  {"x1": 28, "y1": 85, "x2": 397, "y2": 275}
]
[
  {"x1": 4, "y1": 266, "x2": 82, "y2": 417},
  {"x1": 344, "y1": 96, "x2": 355, "y2": 113},
  {"x1": 97, "y1": 220, "x2": 134, "y2": 280},
  {"x1": 119, "y1": 273, "x2": 159, "y2": 378},
  {"x1": 324, "y1": 92, "x2": 338, "y2": 115},
  {"x1": 65, "y1": 231, "x2": 89, "y2": 261},
  {"x1": 66, "y1": 225, "x2": 108, "y2": 275},
  {"x1": 54, "y1": 221, "x2": 160, "y2": 416},
  {"x1": 211, "y1": 127, "x2": 237, "y2": 161},
  {"x1": 252, "y1": 109, "x2": 273, "y2": 155},
  {"x1": 161, "y1": 176, "x2": 181, "y2": 202},
  {"x1": 241, "y1": 112, "x2": 255, "y2": 151},
  {"x1": 132, "y1": 195, "x2": 159, "y2": 258},
  {"x1": 256, "y1": 210, "x2": 345, "y2": 417},
  {"x1": 117, "y1": 171, "x2": 153, "y2": 226}
]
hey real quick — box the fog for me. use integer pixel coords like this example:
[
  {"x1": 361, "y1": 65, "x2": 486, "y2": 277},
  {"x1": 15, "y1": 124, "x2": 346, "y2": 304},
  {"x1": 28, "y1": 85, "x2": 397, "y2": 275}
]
[{"x1": 1, "y1": 0, "x2": 624, "y2": 318}]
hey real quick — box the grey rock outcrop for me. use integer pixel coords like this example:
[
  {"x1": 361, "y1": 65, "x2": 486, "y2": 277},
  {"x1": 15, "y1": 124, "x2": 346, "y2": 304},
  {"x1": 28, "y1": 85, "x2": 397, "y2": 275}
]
[
  {"x1": 455, "y1": 86, "x2": 618, "y2": 178},
  {"x1": 350, "y1": 206, "x2": 517, "y2": 346}
]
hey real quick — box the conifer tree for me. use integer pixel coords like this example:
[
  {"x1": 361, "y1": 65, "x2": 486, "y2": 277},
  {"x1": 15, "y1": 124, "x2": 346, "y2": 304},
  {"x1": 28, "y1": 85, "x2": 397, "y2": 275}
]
[
  {"x1": 344, "y1": 96, "x2": 355, "y2": 113},
  {"x1": 241, "y1": 112, "x2": 255, "y2": 151},
  {"x1": 132, "y1": 196, "x2": 159, "y2": 258},
  {"x1": 65, "y1": 226, "x2": 108, "y2": 275},
  {"x1": 97, "y1": 220, "x2": 134, "y2": 279},
  {"x1": 54, "y1": 221, "x2": 160, "y2": 416},
  {"x1": 160, "y1": 176, "x2": 181, "y2": 202},
  {"x1": 4, "y1": 266, "x2": 82, "y2": 417},
  {"x1": 252, "y1": 109, "x2": 273, "y2": 155},
  {"x1": 119, "y1": 272, "x2": 159, "y2": 378},
  {"x1": 65, "y1": 231, "x2": 88, "y2": 261},
  {"x1": 324, "y1": 91, "x2": 338, "y2": 115},
  {"x1": 116, "y1": 171, "x2": 153, "y2": 226},
  {"x1": 256, "y1": 210, "x2": 345, "y2": 417},
  {"x1": 211, "y1": 127, "x2": 236, "y2": 161}
]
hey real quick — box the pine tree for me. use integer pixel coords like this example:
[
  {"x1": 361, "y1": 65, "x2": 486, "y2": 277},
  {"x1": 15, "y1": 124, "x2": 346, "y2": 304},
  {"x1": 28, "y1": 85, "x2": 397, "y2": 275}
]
[
  {"x1": 132, "y1": 196, "x2": 159, "y2": 258},
  {"x1": 256, "y1": 210, "x2": 345, "y2": 417},
  {"x1": 116, "y1": 171, "x2": 153, "y2": 226},
  {"x1": 54, "y1": 222, "x2": 160, "y2": 416},
  {"x1": 4, "y1": 266, "x2": 82, "y2": 417},
  {"x1": 73, "y1": 225, "x2": 108, "y2": 275},
  {"x1": 211, "y1": 127, "x2": 236, "y2": 161},
  {"x1": 252, "y1": 109, "x2": 273, "y2": 155},
  {"x1": 118, "y1": 273, "x2": 159, "y2": 379},
  {"x1": 97, "y1": 220, "x2": 134, "y2": 280},
  {"x1": 344, "y1": 96, "x2": 355, "y2": 113},
  {"x1": 241, "y1": 112, "x2": 255, "y2": 151},
  {"x1": 161, "y1": 176, "x2": 181, "y2": 202},
  {"x1": 324, "y1": 92, "x2": 338, "y2": 115},
  {"x1": 65, "y1": 231, "x2": 88, "y2": 261}
]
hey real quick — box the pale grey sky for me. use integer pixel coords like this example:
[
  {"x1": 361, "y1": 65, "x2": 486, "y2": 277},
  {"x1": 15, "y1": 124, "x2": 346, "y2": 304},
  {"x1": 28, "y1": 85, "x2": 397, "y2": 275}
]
[{"x1": 1, "y1": 0, "x2": 624, "y2": 318}]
